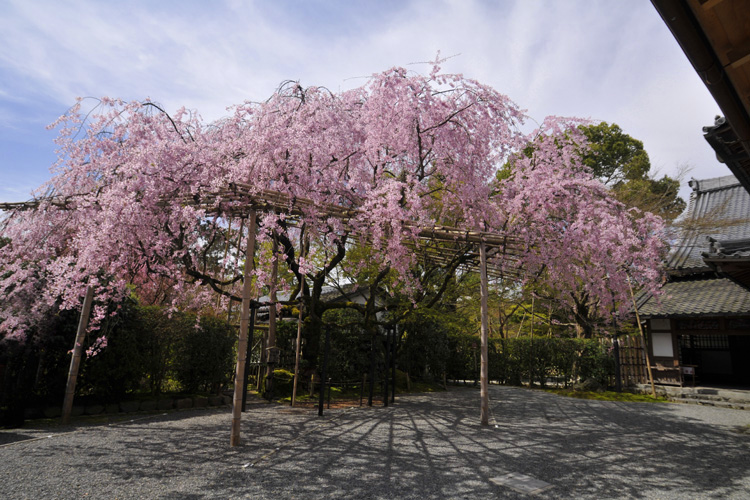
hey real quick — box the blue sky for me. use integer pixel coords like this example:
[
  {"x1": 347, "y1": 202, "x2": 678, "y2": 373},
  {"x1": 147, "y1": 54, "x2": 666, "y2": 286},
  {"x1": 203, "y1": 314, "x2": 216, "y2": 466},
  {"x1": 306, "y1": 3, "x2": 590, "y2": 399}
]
[{"x1": 0, "y1": 0, "x2": 725, "y2": 203}]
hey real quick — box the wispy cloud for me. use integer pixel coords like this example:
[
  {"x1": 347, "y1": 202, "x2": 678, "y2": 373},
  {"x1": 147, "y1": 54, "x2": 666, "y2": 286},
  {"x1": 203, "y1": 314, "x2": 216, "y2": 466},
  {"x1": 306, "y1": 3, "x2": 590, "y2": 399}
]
[{"x1": 0, "y1": 0, "x2": 729, "y2": 200}]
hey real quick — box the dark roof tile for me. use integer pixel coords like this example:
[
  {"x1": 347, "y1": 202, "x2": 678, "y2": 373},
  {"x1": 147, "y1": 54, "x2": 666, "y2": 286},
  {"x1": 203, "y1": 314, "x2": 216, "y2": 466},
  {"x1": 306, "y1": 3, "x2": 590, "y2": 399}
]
[
  {"x1": 667, "y1": 174, "x2": 750, "y2": 270},
  {"x1": 639, "y1": 277, "x2": 750, "y2": 317}
]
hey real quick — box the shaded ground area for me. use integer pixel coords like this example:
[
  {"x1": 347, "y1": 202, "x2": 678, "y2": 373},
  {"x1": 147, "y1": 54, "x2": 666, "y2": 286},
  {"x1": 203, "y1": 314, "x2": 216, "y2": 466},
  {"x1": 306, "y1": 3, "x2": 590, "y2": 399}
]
[{"x1": 1, "y1": 386, "x2": 748, "y2": 499}]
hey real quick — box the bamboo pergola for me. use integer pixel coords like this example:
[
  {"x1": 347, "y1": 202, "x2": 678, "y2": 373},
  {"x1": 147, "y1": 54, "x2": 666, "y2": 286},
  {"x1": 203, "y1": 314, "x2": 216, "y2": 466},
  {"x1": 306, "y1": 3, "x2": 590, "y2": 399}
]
[
  {"x1": 3, "y1": 183, "x2": 530, "y2": 442},
  {"x1": 191, "y1": 183, "x2": 526, "y2": 436},
  {"x1": 199, "y1": 182, "x2": 526, "y2": 275},
  {"x1": 2, "y1": 183, "x2": 526, "y2": 277}
]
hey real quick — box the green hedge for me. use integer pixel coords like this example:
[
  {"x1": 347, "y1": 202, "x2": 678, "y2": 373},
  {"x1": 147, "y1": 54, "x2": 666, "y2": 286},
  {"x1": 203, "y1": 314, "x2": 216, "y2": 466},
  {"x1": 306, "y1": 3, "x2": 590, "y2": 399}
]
[
  {"x1": 267, "y1": 309, "x2": 614, "y2": 391},
  {"x1": 1, "y1": 299, "x2": 237, "y2": 423},
  {"x1": 318, "y1": 309, "x2": 371, "y2": 383},
  {"x1": 446, "y1": 334, "x2": 614, "y2": 387},
  {"x1": 79, "y1": 304, "x2": 236, "y2": 398}
]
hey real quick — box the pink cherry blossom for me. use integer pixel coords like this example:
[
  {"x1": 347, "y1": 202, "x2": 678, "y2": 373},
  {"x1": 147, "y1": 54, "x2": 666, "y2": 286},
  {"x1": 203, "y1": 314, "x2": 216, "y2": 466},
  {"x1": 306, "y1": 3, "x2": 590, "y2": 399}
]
[{"x1": 0, "y1": 65, "x2": 665, "y2": 344}]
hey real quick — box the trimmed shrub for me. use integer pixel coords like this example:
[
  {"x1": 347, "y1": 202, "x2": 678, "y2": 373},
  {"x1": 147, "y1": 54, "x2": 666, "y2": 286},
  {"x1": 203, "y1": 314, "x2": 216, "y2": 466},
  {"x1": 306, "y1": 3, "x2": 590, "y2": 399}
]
[
  {"x1": 446, "y1": 335, "x2": 615, "y2": 388},
  {"x1": 172, "y1": 313, "x2": 236, "y2": 394}
]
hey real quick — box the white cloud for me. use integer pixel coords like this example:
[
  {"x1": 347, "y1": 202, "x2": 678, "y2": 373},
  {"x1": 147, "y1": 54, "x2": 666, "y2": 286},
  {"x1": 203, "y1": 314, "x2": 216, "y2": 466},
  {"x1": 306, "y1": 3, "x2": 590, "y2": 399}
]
[{"x1": 0, "y1": 0, "x2": 733, "y2": 202}]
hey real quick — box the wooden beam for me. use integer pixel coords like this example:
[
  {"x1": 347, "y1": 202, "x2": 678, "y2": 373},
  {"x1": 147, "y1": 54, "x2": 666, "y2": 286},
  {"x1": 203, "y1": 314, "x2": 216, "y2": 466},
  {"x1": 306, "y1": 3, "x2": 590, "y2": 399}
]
[
  {"x1": 728, "y1": 50, "x2": 750, "y2": 70},
  {"x1": 230, "y1": 210, "x2": 257, "y2": 447},
  {"x1": 699, "y1": 0, "x2": 727, "y2": 11}
]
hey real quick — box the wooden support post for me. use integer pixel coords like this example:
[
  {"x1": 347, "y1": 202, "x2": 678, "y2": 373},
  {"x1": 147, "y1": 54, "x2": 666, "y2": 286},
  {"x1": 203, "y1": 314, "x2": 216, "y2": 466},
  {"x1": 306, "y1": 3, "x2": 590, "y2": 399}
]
[
  {"x1": 216, "y1": 217, "x2": 233, "y2": 309},
  {"x1": 368, "y1": 333, "x2": 376, "y2": 407},
  {"x1": 291, "y1": 295, "x2": 304, "y2": 407},
  {"x1": 479, "y1": 241, "x2": 490, "y2": 426},
  {"x1": 613, "y1": 337, "x2": 622, "y2": 392},
  {"x1": 383, "y1": 329, "x2": 390, "y2": 407},
  {"x1": 327, "y1": 377, "x2": 332, "y2": 409},
  {"x1": 318, "y1": 325, "x2": 331, "y2": 417},
  {"x1": 61, "y1": 285, "x2": 94, "y2": 425},
  {"x1": 256, "y1": 333, "x2": 266, "y2": 391},
  {"x1": 227, "y1": 218, "x2": 245, "y2": 324},
  {"x1": 610, "y1": 292, "x2": 622, "y2": 392},
  {"x1": 628, "y1": 277, "x2": 656, "y2": 398},
  {"x1": 291, "y1": 233, "x2": 307, "y2": 407},
  {"x1": 264, "y1": 234, "x2": 279, "y2": 401},
  {"x1": 241, "y1": 306, "x2": 256, "y2": 412},
  {"x1": 230, "y1": 210, "x2": 256, "y2": 447},
  {"x1": 391, "y1": 326, "x2": 396, "y2": 404}
]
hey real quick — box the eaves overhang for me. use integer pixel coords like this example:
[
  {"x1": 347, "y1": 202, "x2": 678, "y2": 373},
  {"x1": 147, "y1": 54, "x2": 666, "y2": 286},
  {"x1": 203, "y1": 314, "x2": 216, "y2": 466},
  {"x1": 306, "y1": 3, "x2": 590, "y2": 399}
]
[{"x1": 652, "y1": 0, "x2": 750, "y2": 193}]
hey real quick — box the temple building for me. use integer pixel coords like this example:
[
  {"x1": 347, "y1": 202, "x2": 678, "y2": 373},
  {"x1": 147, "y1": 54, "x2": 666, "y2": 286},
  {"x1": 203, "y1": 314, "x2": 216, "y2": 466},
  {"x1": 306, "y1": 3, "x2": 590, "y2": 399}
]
[{"x1": 638, "y1": 173, "x2": 750, "y2": 387}]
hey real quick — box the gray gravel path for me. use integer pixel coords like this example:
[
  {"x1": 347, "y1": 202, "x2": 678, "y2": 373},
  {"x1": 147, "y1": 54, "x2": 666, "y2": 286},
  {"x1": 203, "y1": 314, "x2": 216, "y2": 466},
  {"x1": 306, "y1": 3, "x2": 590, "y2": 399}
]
[{"x1": 1, "y1": 386, "x2": 749, "y2": 499}]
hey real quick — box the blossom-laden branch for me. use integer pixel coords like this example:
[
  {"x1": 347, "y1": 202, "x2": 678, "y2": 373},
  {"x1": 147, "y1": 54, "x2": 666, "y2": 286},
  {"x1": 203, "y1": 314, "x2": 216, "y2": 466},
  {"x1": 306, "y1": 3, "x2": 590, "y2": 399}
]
[{"x1": 0, "y1": 66, "x2": 665, "y2": 344}]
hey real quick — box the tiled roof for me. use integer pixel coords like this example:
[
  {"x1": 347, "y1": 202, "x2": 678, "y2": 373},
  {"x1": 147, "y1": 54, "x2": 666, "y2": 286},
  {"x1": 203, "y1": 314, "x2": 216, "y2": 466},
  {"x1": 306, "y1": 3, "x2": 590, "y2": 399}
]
[
  {"x1": 257, "y1": 284, "x2": 365, "y2": 304},
  {"x1": 667, "y1": 174, "x2": 750, "y2": 271},
  {"x1": 638, "y1": 277, "x2": 750, "y2": 317}
]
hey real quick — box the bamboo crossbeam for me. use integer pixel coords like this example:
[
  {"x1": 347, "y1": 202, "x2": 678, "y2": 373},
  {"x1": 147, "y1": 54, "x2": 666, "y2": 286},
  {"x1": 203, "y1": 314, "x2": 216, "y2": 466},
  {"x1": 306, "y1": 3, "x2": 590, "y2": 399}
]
[
  {"x1": 195, "y1": 182, "x2": 524, "y2": 251},
  {"x1": 0, "y1": 199, "x2": 68, "y2": 211}
]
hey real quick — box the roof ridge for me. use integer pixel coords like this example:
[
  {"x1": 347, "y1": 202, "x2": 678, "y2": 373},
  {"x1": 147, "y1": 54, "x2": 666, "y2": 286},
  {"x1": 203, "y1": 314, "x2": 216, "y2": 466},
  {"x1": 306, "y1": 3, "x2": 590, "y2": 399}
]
[{"x1": 688, "y1": 174, "x2": 740, "y2": 193}]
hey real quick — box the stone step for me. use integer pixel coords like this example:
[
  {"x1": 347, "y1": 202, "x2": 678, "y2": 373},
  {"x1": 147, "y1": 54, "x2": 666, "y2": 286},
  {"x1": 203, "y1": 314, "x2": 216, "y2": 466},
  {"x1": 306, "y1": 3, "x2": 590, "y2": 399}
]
[
  {"x1": 670, "y1": 397, "x2": 750, "y2": 410},
  {"x1": 667, "y1": 392, "x2": 749, "y2": 403},
  {"x1": 675, "y1": 393, "x2": 730, "y2": 401}
]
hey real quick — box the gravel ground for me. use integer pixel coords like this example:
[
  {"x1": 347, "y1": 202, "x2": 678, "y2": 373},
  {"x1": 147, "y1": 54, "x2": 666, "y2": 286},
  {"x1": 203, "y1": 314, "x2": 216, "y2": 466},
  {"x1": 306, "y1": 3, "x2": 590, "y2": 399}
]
[{"x1": 1, "y1": 385, "x2": 749, "y2": 499}]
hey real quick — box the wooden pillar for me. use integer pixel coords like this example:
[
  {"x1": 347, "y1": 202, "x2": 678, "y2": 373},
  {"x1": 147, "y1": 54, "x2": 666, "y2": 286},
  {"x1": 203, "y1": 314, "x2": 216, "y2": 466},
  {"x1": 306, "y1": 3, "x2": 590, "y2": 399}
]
[
  {"x1": 391, "y1": 326, "x2": 396, "y2": 404},
  {"x1": 291, "y1": 232, "x2": 306, "y2": 407},
  {"x1": 613, "y1": 337, "x2": 622, "y2": 392},
  {"x1": 479, "y1": 241, "x2": 490, "y2": 426},
  {"x1": 61, "y1": 285, "x2": 94, "y2": 425},
  {"x1": 241, "y1": 306, "x2": 256, "y2": 411},
  {"x1": 318, "y1": 324, "x2": 331, "y2": 417},
  {"x1": 264, "y1": 235, "x2": 279, "y2": 400},
  {"x1": 610, "y1": 293, "x2": 622, "y2": 392},
  {"x1": 367, "y1": 333, "x2": 376, "y2": 406},
  {"x1": 291, "y1": 283, "x2": 305, "y2": 407},
  {"x1": 256, "y1": 332, "x2": 266, "y2": 391},
  {"x1": 628, "y1": 277, "x2": 656, "y2": 398},
  {"x1": 227, "y1": 218, "x2": 245, "y2": 324},
  {"x1": 230, "y1": 210, "x2": 256, "y2": 447},
  {"x1": 383, "y1": 329, "x2": 390, "y2": 407}
]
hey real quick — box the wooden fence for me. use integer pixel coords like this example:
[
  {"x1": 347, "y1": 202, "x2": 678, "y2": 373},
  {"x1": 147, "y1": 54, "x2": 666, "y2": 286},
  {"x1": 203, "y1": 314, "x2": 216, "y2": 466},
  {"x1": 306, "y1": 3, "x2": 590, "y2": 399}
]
[{"x1": 617, "y1": 335, "x2": 648, "y2": 386}]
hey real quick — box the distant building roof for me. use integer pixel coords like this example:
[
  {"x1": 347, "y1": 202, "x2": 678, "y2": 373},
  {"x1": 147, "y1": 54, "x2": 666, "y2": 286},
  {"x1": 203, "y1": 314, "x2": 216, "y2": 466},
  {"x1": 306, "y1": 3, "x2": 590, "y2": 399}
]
[
  {"x1": 639, "y1": 173, "x2": 750, "y2": 318},
  {"x1": 257, "y1": 284, "x2": 368, "y2": 306},
  {"x1": 667, "y1": 174, "x2": 750, "y2": 272},
  {"x1": 639, "y1": 277, "x2": 750, "y2": 318},
  {"x1": 255, "y1": 283, "x2": 370, "y2": 320}
]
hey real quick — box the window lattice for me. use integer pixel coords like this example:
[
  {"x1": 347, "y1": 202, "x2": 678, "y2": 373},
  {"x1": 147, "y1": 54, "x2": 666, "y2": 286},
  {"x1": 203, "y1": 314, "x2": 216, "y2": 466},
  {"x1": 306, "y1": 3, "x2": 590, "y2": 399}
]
[{"x1": 678, "y1": 335, "x2": 729, "y2": 350}]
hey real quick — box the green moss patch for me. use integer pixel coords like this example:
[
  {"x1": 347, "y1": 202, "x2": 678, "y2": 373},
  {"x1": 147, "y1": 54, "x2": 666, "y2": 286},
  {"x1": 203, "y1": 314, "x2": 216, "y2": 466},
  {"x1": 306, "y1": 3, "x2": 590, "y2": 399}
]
[{"x1": 543, "y1": 388, "x2": 668, "y2": 403}]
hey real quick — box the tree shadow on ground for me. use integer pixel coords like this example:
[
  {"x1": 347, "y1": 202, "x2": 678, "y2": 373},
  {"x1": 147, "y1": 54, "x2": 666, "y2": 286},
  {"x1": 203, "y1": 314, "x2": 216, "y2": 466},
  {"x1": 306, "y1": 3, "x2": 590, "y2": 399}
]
[
  {"x1": 1, "y1": 387, "x2": 748, "y2": 499},
  {"x1": 209, "y1": 387, "x2": 749, "y2": 499}
]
